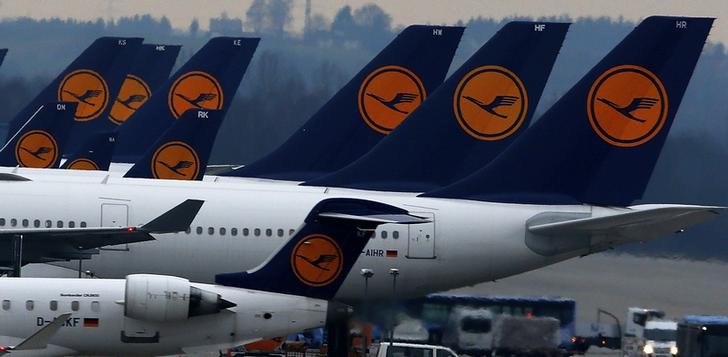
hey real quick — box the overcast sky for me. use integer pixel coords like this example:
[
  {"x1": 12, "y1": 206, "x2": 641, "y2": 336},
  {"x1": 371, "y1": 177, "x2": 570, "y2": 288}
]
[{"x1": 2, "y1": 0, "x2": 727, "y2": 44}]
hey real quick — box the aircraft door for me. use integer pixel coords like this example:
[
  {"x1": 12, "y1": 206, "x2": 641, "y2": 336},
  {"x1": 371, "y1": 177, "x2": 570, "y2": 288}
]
[
  {"x1": 407, "y1": 212, "x2": 435, "y2": 259},
  {"x1": 101, "y1": 204, "x2": 128, "y2": 227},
  {"x1": 100, "y1": 203, "x2": 129, "y2": 251}
]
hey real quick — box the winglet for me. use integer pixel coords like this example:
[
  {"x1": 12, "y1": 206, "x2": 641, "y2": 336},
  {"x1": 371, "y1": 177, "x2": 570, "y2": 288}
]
[
  {"x1": 140, "y1": 199, "x2": 204, "y2": 233},
  {"x1": 11, "y1": 312, "x2": 72, "y2": 351}
]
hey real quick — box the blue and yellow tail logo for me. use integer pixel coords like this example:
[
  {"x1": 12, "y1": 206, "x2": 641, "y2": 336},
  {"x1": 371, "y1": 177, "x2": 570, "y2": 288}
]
[
  {"x1": 168, "y1": 71, "x2": 223, "y2": 119},
  {"x1": 150, "y1": 141, "x2": 200, "y2": 180},
  {"x1": 453, "y1": 65, "x2": 528, "y2": 141},
  {"x1": 291, "y1": 234, "x2": 343, "y2": 287},
  {"x1": 15, "y1": 130, "x2": 59, "y2": 168},
  {"x1": 358, "y1": 65, "x2": 425, "y2": 134},
  {"x1": 57, "y1": 69, "x2": 109, "y2": 122},
  {"x1": 66, "y1": 158, "x2": 100, "y2": 170},
  {"x1": 109, "y1": 74, "x2": 151, "y2": 125},
  {"x1": 588, "y1": 65, "x2": 668, "y2": 147}
]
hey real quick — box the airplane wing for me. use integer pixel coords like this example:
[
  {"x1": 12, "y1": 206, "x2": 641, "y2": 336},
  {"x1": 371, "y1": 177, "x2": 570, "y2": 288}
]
[
  {"x1": 526, "y1": 204, "x2": 724, "y2": 255},
  {"x1": 0, "y1": 312, "x2": 71, "y2": 354},
  {"x1": 0, "y1": 199, "x2": 204, "y2": 268}
]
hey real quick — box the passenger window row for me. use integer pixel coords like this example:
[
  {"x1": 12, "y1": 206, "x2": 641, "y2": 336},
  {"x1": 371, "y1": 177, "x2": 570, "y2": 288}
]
[
  {"x1": 183, "y1": 226, "x2": 402, "y2": 240},
  {"x1": 0, "y1": 218, "x2": 87, "y2": 229},
  {"x1": 3, "y1": 299, "x2": 100, "y2": 312},
  {"x1": 185, "y1": 226, "x2": 296, "y2": 238},
  {"x1": 371, "y1": 230, "x2": 401, "y2": 240}
]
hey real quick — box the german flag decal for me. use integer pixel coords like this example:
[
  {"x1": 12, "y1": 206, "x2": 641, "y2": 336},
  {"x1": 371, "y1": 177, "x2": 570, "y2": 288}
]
[
  {"x1": 386, "y1": 250, "x2": 398, "y2": 258},
  {"x1": 83, "y1": 318, "x2": 99, "y2": 327}
]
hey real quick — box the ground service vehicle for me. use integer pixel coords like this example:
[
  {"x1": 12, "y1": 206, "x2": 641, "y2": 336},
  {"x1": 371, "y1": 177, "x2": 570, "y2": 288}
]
[
  {"x1": 402, "y1": 294, "x2": 577, "y2": 354},
  {"x1": 677, "y1": 316, "x2": 728, "y2": 357},
  {"x1": 642, "y1": 320, "x2": 678, "y2": 357},
  {"x1": 624, "y1": 307, "x2": 666, "y2": 357}
]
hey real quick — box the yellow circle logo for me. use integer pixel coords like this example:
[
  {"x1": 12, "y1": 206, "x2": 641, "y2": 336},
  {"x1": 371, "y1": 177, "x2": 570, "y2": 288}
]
[
  {"x1": 587, "y1": 65, "x2": 668, "y2": 147},
  {"x1": 291, "y1": 234, "x2": 343, "y2": 287},
  {"x1": 453, "y1": 66, "x2": 528, "y2": 141},
  {"x1": 150, "y1": 141, "x2": 200, "y2": 180},
  {"x1": 109, "y1": 74, "x2": 151, "y2": 125},
  {"x1": 66, "y1": 158, "x2": 100, "y2": 170},
  {"x1": 57, "y1": 69, "x2": 109, "y2": 122},
  {"x1": 168, "y1": 71, "x2": 223, "y2": 119},
  {"x1": 358, "y1": 65, "x2": 426, "y2": 134},
  {"x1": 15, "y1": 130, "x2": 59, "y2": 168}
]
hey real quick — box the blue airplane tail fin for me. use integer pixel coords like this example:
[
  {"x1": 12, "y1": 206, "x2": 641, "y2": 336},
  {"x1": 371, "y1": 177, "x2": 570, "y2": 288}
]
[
  {"x1": 425, "y1": 16, "x2": 713, "y2": 206},
  {"x1": 124, "y1": 109, "x2": 223, "y2": 180},
  {"x1": 215, "y1": 198, "x2": 428, "y2": 300},
  {"x1": 61, "y1": 132, "x2": 117, "y2": 171},
  {"x1": 307, "y1": 22, "x2": 569, "y2": 191},
  {"x1": 7, "y1": 37, "x2": 143, "y2": 148},
  {"x1": 64, "y1": 44, "x2": 181, "y2": 154},
  {"x1": 224, "y1": 25, "x2": 464, "y2": 181},
  {"x1": 113, "y1": 37, "x2": 259, "y2": 163},
  {"x1": 0, "y1": 102, "x2": 77, "y2": 168}
]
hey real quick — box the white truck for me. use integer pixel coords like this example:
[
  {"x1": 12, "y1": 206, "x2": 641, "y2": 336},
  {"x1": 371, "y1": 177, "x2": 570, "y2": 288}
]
[
  {"x1": 373, "y1": 342, "x2": 459, "y2": 357},
  {"x1": 623, "y1": 307, "x2": 666, "y2": 357},
  {"x1": 641, "y1": 320, "x2": 678, "y2": 357},
  {"x1": 441, "y1": 306, "x2": 494, "y2": 355}
]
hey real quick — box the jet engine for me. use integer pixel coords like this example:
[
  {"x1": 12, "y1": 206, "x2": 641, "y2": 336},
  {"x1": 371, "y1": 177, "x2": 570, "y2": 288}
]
[{"x1": 124, "y1": 274, "x2": 235, "y2": 322}]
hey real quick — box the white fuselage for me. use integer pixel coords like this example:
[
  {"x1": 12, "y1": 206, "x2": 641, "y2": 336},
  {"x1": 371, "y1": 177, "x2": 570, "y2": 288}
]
[
  {"x1": 0, "y1": 277, "x2": 328, "y2": 356},
  {"x1": 0, "y1": 167, "x2": 632, "y2": 300}
]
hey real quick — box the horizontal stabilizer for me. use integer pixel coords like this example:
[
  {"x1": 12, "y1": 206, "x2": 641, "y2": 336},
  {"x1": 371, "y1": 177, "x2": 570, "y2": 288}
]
[
  {"x1": 140, "y1": 199, "x2": 204, "y2": 233},
  {"x1": 526, "y1": 205, "x2": 724, "y2": 256},
  {"x1": 11, "y1": 312, "x2": 72, "y2": 351},
  {"x1": 0, "y1": 173, "x2": 30, "y2": 181},
  {"x1": 318, "y1": 212, "x2": 429, "y2": 225}
]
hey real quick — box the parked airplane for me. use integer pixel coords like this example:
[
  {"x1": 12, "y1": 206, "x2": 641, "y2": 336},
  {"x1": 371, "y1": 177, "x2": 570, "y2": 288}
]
[
  {"x1": 124, "y1": 109, "x2": 223, "y2": 180},
  {"x1": 5, "y1": 37, "x2": 143, "y2": 152},
  {"x1": 0, "y1": 198, "x2": 423, "y2": 356},
  {"x1": 306, "y1": 21, "x2": 569, "y2": 191},
  {"x1": 0, "y1": 103, "x2": 76, "y2": 168},
  {"x1": 227, "y1": 25, "x2": 463, "y2": 180},
  {"x1": 0, "y1": 17, "x2": 720, "y2": 305},
  {"x1": 43, "y1": 26, "x2": 462, "y2": 175},
  {"x1": 64, "y1": 43, "x2": 181, "y2": 155},
  {"x1": 112, "y1": 37, "x2": 259, "y2": 163}
]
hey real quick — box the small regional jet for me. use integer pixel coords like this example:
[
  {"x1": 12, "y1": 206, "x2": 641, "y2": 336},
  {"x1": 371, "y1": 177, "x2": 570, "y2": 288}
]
[{"x1": 0, "y1": 198, "x2": 424, "y2": 356}]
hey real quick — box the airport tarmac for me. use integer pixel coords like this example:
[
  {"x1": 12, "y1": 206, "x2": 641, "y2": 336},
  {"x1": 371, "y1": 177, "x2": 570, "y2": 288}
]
[{"x1": 449, "y1": 252, "x2": 728, "y2": 322}]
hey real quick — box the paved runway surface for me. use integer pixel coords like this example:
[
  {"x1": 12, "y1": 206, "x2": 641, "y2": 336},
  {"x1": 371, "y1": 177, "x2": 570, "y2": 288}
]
[{"x1": 449, "y1": 253, "x2": 728, "y2": 323}]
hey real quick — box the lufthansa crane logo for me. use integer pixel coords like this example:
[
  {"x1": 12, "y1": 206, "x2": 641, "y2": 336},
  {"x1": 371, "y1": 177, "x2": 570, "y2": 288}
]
[
  {"x1": 57, "y1": 69, "x2": 110, "y2": 122},
  {"x1": 168, "y1": 71, "x2": 223, "y2": 119},
  {"x1": 291, "y1": 234, "x2": 343, "y2": 287},
  {"x1": 66, "y1": 158, "x2": 100, "y2": 170},
  {"x1": 15, "y1": 130, "x2": 59, "y2": 168},
  {"x1": 150, "y1": 141, "x2": 201, "y2": 180},
  {"x1": 453, "y1": 65, "x2": 528, "y2": 141},
  {"x1": 587, "y1": 65, "x2": 668, "y2": 147},
  {"x1": 109, "y1": 74, "x2": 152, "y2": 125},
  {"x1": 358, "y1": 65, "x2": 425, "y2": 134}
]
